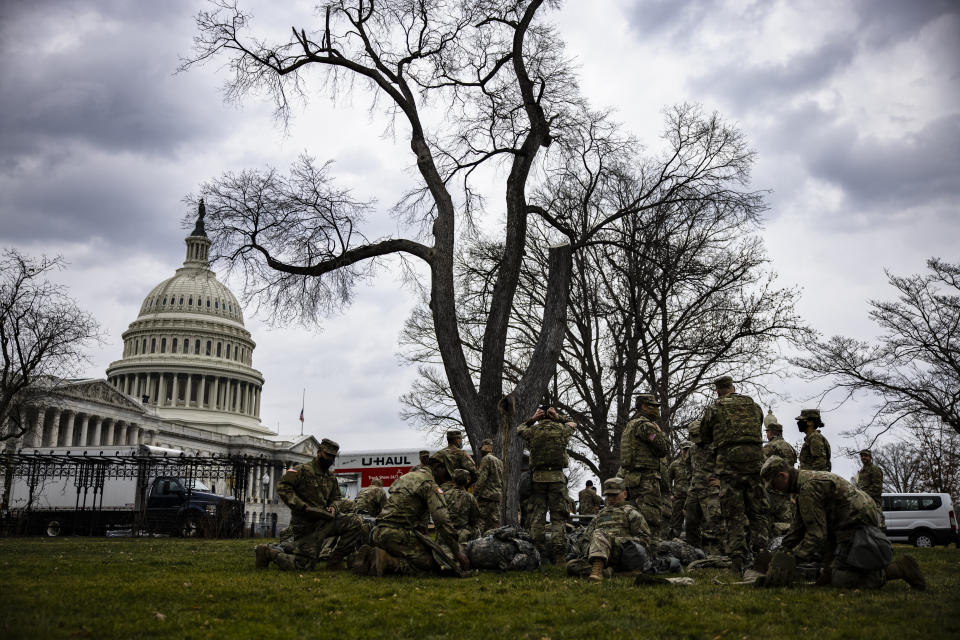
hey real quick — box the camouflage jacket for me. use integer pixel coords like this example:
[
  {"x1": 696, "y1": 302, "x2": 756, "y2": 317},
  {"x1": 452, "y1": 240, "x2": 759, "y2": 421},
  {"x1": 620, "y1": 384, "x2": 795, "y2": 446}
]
[
  {"x1": 618, "y1": 414, "x2": 668, "y2": 477},
  {"x1": 518, "y1": 419, "x2": 574, "y2": 483},
  {"x1": 799, "y1": 430, "x2": 832, "y2": 471},
  {"x1": 589, "y1": 501, "x2": 651, "y2": 547},
  {"x1": 445, "y1": 486, "x2": 480, "y2": 530},
  {"x1": 433, "y1": 444, "x2": 479, "y2": 485},
  {"x1": 666, "y1": 457, "x2": 692, "y2": 496},
  {"x1": 474, "y1": 452, "x2": 503, "y2": 502},
  {"x1": 782, "y1": 470, "x2": 880, "y2": 561},
  {"x1": 378, "y1": 467, "x2": 459, "y2": 552},
  {"x1": 688, "y1": 442, "x2": 717, "y2": 491},
  {"x1": 578, "y1": 487, "x2": 603, "y2": 515},
  {"x1": 856, "y1": 463, "x2": 884, "y2": 504},
  {"x1": 700, "y1": 393, "x2": 764, "y2": 452},
  {"x1": 277, "y1": 458, "x2": 341, "y2": 522},
  {"x1": 354, "y1": 485, "x2": 387, "y2": 517},
  {"x1": 763, "y1": 436, "x2": 798, "y2": 467}
]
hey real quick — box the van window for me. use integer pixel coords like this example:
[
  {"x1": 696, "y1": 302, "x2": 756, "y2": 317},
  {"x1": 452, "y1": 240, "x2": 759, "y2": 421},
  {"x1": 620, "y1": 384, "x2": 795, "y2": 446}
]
[{"x1": 884, "y1": 495, "x2": 942, "y2": 511}]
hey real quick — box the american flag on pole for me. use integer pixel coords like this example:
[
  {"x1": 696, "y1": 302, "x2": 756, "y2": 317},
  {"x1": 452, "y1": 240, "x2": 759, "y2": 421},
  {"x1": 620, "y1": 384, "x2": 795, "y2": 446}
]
[{"x1": 299, "y1": 408, "x2": 304, "y2": 423}]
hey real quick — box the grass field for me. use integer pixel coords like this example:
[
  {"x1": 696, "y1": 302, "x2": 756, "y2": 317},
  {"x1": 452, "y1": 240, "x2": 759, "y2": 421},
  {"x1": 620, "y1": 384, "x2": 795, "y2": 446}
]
[{"x1": 1, "y1": 538, "x2": 957, "y2": 639}]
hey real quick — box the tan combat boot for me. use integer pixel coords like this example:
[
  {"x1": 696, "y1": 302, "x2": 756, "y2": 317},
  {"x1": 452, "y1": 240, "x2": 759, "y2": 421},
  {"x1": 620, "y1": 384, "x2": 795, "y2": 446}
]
[
  {"x1": 885, "y1": 555, "x2": 926, "y2": 591},
  {"x1": 254, "y1": 544, "x2": 277, "y2": 570},
  {"x1": 588, "y1": 559, "x2": 605, "y2": 582}
]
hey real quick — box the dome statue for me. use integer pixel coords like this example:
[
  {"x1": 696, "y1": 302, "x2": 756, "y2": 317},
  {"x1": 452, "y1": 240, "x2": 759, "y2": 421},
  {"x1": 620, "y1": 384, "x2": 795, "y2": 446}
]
[{"x1": 105, "y1": 203, "x2": 270, "y2": 436}]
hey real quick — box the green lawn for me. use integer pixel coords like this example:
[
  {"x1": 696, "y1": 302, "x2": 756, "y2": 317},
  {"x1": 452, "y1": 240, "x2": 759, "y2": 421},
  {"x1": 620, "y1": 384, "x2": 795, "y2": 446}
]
[{"x1": 1, "y1": 538, "x2": 957, "y2": 639}]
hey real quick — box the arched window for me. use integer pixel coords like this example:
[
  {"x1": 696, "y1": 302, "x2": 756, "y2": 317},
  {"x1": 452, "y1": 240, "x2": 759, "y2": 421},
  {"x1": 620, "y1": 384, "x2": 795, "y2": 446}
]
[
  {"x1": 134, "y1": 340, "x2": 139, "y2": 355},
  {"x1": 215, "y1": 300, "x2": 219, "y2": 309},
  {"x1": 162, "y1": 297, "x2": 167, "y2": 305},
  {"x1": 160, "y1": 338, "x2": 166, "y2": 353},
  {"x1": 195, "y1": 339, "x2": 201, "y2": 355},
  {"x1": 216, "y1": 342, "x2": 222, "y2": 357},
  {"x1": 206, "y1": 299, "x2": 210, "y2": 308},
  {"x1": 179, "y1": 297, "x2": 184, "y2": 305},
  {"x1": 151, "y1": 338, "x2": 156, "y2": 353},
  {"x1": 226, "y1": 344, "x2": 231, "y2": 359},
  {"x1": 206, "y1": 341, "x2": 211, "y2": 356},
  {"x1": 142, "y1": 339, "x2": 147, "y2": 353},
  {"x1": 172, "y1": 338, "x2": 178, "y2": 353},
  {"x1": 188, "y1": 297, "x2": 193, "y2": 306}
]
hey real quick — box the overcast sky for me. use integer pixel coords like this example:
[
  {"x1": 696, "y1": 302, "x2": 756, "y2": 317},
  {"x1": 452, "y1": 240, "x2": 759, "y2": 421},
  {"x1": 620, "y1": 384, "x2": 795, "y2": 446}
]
[{"x1": 1, "y1": 0, "x2": 957, "y2": 482}]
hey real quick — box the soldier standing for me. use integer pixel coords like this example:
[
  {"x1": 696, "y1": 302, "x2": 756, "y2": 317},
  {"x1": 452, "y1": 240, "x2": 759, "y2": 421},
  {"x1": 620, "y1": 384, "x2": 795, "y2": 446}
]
[
  {"x1": 410, "y1": 449, "x2": 431, "y2": 472},
  {"x1": 763, "y1": 420, "x2": 797, "y2": 535},
  {"x1": 357, "y1": 454, "x2": 468, "y2": 576},
  {"x1": 518, "y1": 404, "x2": 576, "y2": 563},
  {"x1": 856, "y1": 449, "x2": 884, "y2": 509},
  {"x1": 433, "y1": 429, "x2": 479, "y2": 489},
  {"x1": 582, "y1": 477, "x2": 653, "y2": 582},
  {"x1": 578, "y1": 481, "x2": 603, "y2": 517},
  {"x1": 617, "y1": 393, "x2": 669, "y2": 536},
  {"x1": 446, "y1": 469, "x2": 481, "y2": 542},
  {"x1": 474, "y1": 438, "x2": 503, "y2": 532},
  {"x1": 666, "y1": 442, "x2": 693, "y2": 539},
  {"x1": 761, "y1": 456, "x2": 925, "y2": 590},
  {"x1": 797, "y1": 409, "x2": 832, "y2": 471},
  {"x1": 354, "y1": 478, "x2": 387, "y2": 517},
  {"x1": 255, "y1": 438, "x2": 363, "y2": 571},
  {"x1": 683, "y1": 419, "x2": 724, "y2": 554},
  {"x1": 700, "y1": 375, "x2": 769, "y2": 571}
]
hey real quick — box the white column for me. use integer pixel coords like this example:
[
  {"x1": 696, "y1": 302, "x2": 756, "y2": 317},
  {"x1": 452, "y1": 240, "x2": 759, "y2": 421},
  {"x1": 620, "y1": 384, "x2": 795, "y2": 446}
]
[
  {"x1": 254, "y1": 388, "x2": 261, "y2": 418},
  {"x1": 132, "y1": 424, "x2": 142, "y2": 445},
  {"x1": 46, "y1": 408, "x2": 62, "y2": 447},
  {"x1": 117, "y1": 421, "x2": 128, "y2": 447},
  {"x1": 28, "y1": 407, "x2": 44, "y2": 448},
  {"x1": 102, "y1": 419, "x2": 115, "y2": 446},
  {"x1": 158, "y1": 374, "x2": 167, "y2": 407},
  {"x1": 61, "y1": 411, "x2": 76, "y2": 448},
  {"x1": 90, "y1": 416, "x2": 102, "y2": 446},
  {"x1": 77, "y1": 414, "x2": 90, "y2": 447},
  {"x1": 200, "y1": 376, "x2": 208, "y2": 408},
  {"x1": 212, "y1": 377, "x2": 220, "y2": 410}
]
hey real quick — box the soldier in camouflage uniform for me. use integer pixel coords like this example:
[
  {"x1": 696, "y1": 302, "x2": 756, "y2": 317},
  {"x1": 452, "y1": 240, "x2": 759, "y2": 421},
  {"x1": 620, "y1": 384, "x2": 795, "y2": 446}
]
[
  {"x1": 433, "y1": 429, "x2": 478, "y2": 489},
  {"x1": 518, "y1": 405, "x2": 575, "y2": 562},
  {"x1": 761, "y1": 456, "x2": 925, "y2": 590},
  {"x1": 700, "y1": 376, "x2": 769, "y2": 570},
  {"x1": 666, "y1": 442, "x2": 693, "y2": 539},
  {"x1": 797, "y1": 409, "x2": 832, "y2": 471},
  {"x1": 354, "y1": 478, "x2": 387, "y2": 517},
  {"x1": 518, "y1": 454, "x2": 534, "y2": 529},
  {"x1": 410, "y1": 449, "x2": 431, "y2": 472},
  {"x1": 578, "y1": 481, "x2": 603, "y2": 516},
  {"x1": 684, "y1": 419, "x2": 724, "y2": 554},
  {"x1": 617, "y1": 393, "x2": 669, "y2": 536},
  {"x1": 763, "y1": 421, "x2": 797, "y2": 535},
  {"x1": 255, "y1": 438, "x2": 363, "y2": 571},
  {"x1": 579, "y1": 477, "x2": 652, "y2": 582},
  {"x1": 475, "y1": 438, "x2": 503, "y2": 532},
  {"x1": 447, "y1": 469, "x2": 481, "y2": 542},
  {"x1": 358, "y1": 455, "x2": 468, "y2": 576},
  {"x1": 856, "y1": 449, "x2": 883, "y2": 509}
]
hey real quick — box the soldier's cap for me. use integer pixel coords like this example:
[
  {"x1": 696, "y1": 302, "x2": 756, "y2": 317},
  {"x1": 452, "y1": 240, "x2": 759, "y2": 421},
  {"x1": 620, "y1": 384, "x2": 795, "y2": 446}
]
[
  {"x1": 453, "y1": 469, "x2": 470, "y2": 484},
  {"x1": 419, "y1": 449, "x2": 430, "y2": 457},
  {"x1": 795, "y1": 408, "x2": 822, "y2": 422},
  {"x1": 760, "y1": 455, "x2": 791, "y2": 482},
  {"x1": 680, "y1": 440, "x2": 694, "y2": 449},
  {"x1": 602, "y1": 477, "x2": 626, "y2": 495},
  {"x1": 446, "y1": 429, "x2": 463, "y2": 439},
  {"x1": 713, "y1": 375, "x2": 734, "y2": 388},
  {"x1": 481, "y1": 438, "x2": 494, "y2": 448},
  {"x1": 370, "y1": 478, "x2": 383, "y2": 487},
  {"x1": 635, "y1": 392, "x2": 659, "y2": 406},
  {"x1": 319, "y1": 438, "x2": 340, "y2": 455},
  {"x1": 765, "y1": 422, "x2": 783, "y2": 433},
  {"x1": 860, "y1": 449, "x2": 872, "y2": 456}
]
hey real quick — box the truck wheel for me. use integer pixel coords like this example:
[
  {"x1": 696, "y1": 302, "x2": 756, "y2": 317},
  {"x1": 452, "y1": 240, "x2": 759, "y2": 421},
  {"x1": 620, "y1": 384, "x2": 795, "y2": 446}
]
[
  {"x1": 910, "y1": 529, "x2": 934, "y2": 548},
  {"x1": 179, "y1": 515, "x2": 201, "y2": 538},
  {"x1": 46, "y1": 520, "x2": 62, "y2": 537}
]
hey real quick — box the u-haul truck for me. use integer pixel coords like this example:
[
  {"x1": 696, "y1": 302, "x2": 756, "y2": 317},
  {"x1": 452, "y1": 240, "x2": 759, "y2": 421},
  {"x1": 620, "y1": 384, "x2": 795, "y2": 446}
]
[{"x1": 333, "y1": 449, "x2": 420, "y2": 498}]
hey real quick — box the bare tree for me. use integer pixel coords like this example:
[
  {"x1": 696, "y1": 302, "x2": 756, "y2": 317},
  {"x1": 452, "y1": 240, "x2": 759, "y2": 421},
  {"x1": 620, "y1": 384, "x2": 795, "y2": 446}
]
[
  {"x1": 399, "y1": 106, "x2": 808, "y2": 479},
  {"x1": 793, "y1": 259, "x2": 960, "y2": 440},
  {"x1": 871, "y1": 441, "x2": 922, "y2": 493},
  {"x1": 0, "y1": 250, "x2": 101, "y2": 442},
  {"x1": 912, "y1": 419, "x2": 960, "y2": 500}
]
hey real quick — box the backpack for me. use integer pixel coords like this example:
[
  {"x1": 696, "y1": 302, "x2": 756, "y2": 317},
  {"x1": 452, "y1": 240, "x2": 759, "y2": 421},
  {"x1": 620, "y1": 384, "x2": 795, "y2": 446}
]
[
  {"x1": 527, "y1": 421, "x2": 569, "y2": 470},
  {"x1": 713, "y1": 395, "x2": 762, "y2": 448}
]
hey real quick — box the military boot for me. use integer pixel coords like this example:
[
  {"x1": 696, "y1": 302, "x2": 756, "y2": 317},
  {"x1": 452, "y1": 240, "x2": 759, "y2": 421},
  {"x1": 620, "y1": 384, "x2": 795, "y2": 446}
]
[
  {"x1": 254, "y1": 544, "x2": 278, "y2": 570},
  {"x1": 885, "y1": 555, "x2": 926, "y2": 591},
  {"x1": 753, "y1": 549, "x2": 772, "y2": 574},
  {"x1": 764, "y1": 551, "x2": 796, "y2": 587},
  {"x1": 588, "y1": 559, "x2": 605, "y2": 583},
  {"x1": 373, "y1": 548, "x2": 407, "y2": 577},
  {"x1": 351, "y1": 545, "x2": 376, "y2": 575}
]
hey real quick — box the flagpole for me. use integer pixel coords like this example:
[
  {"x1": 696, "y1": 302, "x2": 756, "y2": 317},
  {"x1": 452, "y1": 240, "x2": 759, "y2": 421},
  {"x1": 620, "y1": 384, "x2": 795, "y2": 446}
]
[{"x1": 300, "y1": 388, "x2": 305, "y2": 436}]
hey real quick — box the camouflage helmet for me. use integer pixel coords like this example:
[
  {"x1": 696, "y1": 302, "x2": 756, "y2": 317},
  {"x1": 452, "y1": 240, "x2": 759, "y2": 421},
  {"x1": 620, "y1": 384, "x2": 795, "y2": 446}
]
[
  {"x1": 680, "y1": 440, "x2": 694, "y2": 449},
  {"x1": 602, "y1": 477, "x2": 626, "y2": 495},
  {"x1": 481, "y1": 438, "x2": 494, "y2": 450},
  {"x1": 453, "y1": 469, "x2": 470, "y2": 485},
  {"x1": 760, "y1": 455, "x2": 791, "y2": 482},
  {"x1": 713, "y1": 375, "x2": 734, "y2": 389},
  {"x1": 795, "y1": 408, "x2": 822, "y2": 423},
  {"x1": 446, "y1": 429, "x2": 463, "y2": 440},
  {"x1": 765, "y1": 422, "x2": 783, "y2": 435},
  {"x1": 859, "y1": 449, "x2": 872, "y2": 457},
  {"x1": 319, "y1": 438, "x2": 340, "y2": 455},
  {"x1": 635, "y1": 392, "x2": 659, "y2": 407}
]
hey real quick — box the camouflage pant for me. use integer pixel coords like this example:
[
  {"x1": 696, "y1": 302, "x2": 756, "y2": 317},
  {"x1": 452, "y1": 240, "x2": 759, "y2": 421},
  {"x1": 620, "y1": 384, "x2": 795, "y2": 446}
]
[
  {"x1": 529, "y1": 481, "x2": 569, "y2": 556},
  {"x1": 588, "y1": 530, "x2": 629, "y2": 564},
  {"x1": 273, "y1": 513, "x2": 363, "y2": 571},
  {"x1": 716, "y1": 449, "x2": 769, "y2": 562},
  {"x1": 371, "y1": 525, "x2": 437, "y2": 575},
  {"x1": 767, "y1": 489, "x2": 793, "y2": 535},
  {"x1": 456, "y1": 527, "x2": 480, "y2": 543},
  {"x1": 669, "y1": 491, "x2": 687, "y2": 538},
  {"x1": 684, "y1": 486, "x2": 723, "y2": 553},
  {"x1": 625, "y1": 473, "x2": 661, "y2": 535},
  {"x1": 478, "y1": 498, "x2": 501, "y2": 533}
]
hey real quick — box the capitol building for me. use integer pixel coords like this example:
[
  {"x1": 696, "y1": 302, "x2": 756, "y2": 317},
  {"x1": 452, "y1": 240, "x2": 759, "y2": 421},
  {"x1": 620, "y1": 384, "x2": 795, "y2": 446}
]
[{"x1": 9, "y1": 205, "x2": 317, "y2": 529}]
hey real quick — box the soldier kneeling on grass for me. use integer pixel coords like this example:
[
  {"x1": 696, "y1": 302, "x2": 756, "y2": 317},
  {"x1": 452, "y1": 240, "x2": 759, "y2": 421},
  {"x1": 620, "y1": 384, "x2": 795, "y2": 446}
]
[{"x1": 755, "y1": 456, "x2": 925, "y2": 590}]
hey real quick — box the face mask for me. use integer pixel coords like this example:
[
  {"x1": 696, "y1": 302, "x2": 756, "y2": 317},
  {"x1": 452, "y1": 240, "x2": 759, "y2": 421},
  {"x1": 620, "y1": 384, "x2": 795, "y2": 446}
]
[
  {"x1": 644, "y1": 406, "x2": 661, "y2": 419},
  {"x1": 317, "y1": 455, "x2": 334, "y2": 470},
  {"x1": 796, "y1": 420, "x2": 806, "y2": 433}
]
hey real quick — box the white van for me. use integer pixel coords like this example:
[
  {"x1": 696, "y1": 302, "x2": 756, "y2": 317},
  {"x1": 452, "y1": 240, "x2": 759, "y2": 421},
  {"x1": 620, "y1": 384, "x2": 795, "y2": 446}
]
[{"x1": 882, "y1": 492, "x2": 958, "y2": 547}]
